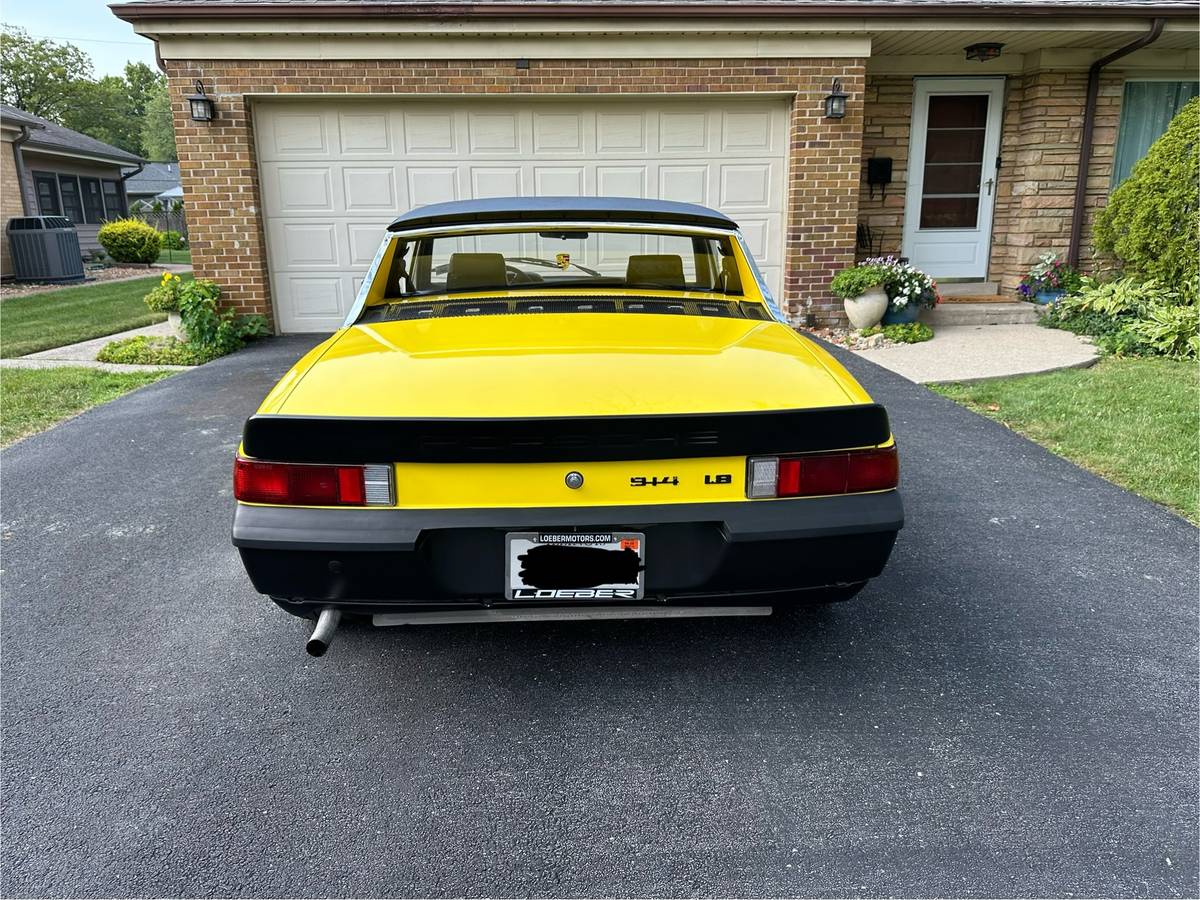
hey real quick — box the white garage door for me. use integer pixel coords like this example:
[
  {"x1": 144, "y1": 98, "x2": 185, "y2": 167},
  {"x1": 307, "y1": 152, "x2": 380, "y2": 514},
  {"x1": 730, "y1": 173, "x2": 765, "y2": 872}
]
[{"x1": 255, "y1": 99, "x2": 789, "y2": 333}]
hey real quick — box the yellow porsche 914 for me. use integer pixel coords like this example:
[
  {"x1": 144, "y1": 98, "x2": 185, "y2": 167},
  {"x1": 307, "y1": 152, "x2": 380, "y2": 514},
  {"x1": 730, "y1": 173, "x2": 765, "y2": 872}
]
[{"x1": 232, "y1": 197, "x2": 903, "y2": 654}]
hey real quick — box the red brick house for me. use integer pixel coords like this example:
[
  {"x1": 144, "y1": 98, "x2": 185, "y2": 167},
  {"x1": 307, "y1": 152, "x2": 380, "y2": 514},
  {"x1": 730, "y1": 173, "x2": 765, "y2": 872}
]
[{"x1": 111, "y1": 0, "x2": 1199, "y2": 332}]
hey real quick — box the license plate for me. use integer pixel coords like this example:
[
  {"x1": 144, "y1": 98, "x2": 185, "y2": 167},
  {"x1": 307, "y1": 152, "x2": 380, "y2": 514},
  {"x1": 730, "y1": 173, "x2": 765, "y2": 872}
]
[{"x1": 505, "y1": 532, "x2": 645, "y2": 601}]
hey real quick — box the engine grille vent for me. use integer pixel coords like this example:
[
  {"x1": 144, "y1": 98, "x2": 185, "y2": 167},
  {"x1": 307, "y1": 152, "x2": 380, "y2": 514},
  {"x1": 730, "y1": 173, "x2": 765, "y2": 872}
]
[{"x1": 363, "y1": 296, "x2": 771, "y2": 323}]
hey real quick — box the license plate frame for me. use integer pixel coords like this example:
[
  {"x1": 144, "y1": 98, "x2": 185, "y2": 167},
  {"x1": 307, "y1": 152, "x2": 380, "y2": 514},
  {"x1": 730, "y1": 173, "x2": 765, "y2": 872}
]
[{"x1": 505, "y1": 531, "x2": 645, "y2": 601}]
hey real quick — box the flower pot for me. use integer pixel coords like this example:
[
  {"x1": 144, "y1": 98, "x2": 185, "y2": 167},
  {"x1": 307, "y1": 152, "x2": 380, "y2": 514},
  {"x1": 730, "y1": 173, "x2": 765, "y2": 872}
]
[
  {"x1": 1034, "y1": 289, "x2": 1065, "y2": 305},
  {"x1": 882, "y1": 302, "x2": 920, "y2": 325},
  {"x1": 843, "y1": 286, "x2": 888, "y2": 329},
  {"x1": 167, "y1": 311, "x2": 183, "y2": 337}
]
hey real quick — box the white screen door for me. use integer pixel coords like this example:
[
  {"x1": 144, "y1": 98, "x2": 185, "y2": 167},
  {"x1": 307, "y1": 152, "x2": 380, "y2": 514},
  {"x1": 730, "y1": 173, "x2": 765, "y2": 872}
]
[{"x1": 902, "y1": 78, "x2": 1005, "y2": 279}]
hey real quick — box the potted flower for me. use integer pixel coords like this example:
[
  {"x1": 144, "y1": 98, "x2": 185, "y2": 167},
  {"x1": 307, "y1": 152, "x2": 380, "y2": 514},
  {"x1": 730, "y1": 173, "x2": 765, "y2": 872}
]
[
  {"x1": 830, "y1": 263, "x2": 890, "y2": 329},
  {"x1": 1018, "y1": 252, "x2": 1082, "y2": 304},
  {"x1": 860, "y1": 256, "x2": 940, "y2": 324},
  {"x1": 144, "y1": 271, "x2": 185, "y2": 335}
]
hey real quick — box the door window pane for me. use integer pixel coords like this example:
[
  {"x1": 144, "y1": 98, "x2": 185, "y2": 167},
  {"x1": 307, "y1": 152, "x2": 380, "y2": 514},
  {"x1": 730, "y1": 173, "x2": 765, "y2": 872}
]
[
  {"x1": 81, "y1": 177, "x2": 105, "y2": 224},
  {"x1": 34, "y1": 173, "x2": 60, "y2": 215},
  {"x1": 58, "y1": 176, "x2": 82, "y2": 224},
  {"x1": 927, "y1": 95, "x2": 989, "y2": 129},
  {"x1": 920, "y1": 94, "x2": 989, "y2": 230},
  {"x1": 920, "y1": 197, "x2": 980, "y2": 230},
  {"x1": 1112, "y1": 80, "x2": 1199, "y2": 186}
]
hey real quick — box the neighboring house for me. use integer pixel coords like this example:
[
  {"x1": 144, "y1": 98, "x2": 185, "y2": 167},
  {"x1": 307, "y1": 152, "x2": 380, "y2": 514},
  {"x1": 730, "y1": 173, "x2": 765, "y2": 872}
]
[
  {"x1": 0, "y1": 104, "x2": 143, "y2": 274},
  {"x1": 125, "y1": 161, "x2": 182, "y2": 207},
  {"x1": 112, "y1": 0, "x2": 1199, "y2": 333}
]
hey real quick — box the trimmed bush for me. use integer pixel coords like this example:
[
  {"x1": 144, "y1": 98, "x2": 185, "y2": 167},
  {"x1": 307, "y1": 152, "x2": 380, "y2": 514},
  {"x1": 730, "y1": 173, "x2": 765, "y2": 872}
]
[
  {"x1": 97, "y1": 335, "x2": 213, "y2": 366},
  {"x1": 97, "y1": 218, "x2": 162, "y2": 264},
  {"x1": 1094, "y1": 97, "x2": 1199, "y2": 289}
]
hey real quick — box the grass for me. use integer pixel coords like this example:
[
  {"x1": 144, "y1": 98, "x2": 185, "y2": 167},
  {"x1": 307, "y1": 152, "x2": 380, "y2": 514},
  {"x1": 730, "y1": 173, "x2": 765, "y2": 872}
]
[
  {"x1": 0, "y1": 367, "x2": 176, "y2": 446},
  {"x1": 157, "y1": 247, "x2": 192, "y2": 265},
  {"x1": 0, "y1": 274, "x2": 191, "y2": 358},
  {"x1": 932, "y1": 358, "x2": 1199, "y2": 523}
]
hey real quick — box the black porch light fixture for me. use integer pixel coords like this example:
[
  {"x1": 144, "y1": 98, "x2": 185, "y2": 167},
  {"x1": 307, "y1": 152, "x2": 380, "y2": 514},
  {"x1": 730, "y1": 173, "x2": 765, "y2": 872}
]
[
  {"x1": 964, "y1": 42, "x2": 1005, "y2": 62},
  {"x1": 187, "y1": 80, "x2": 215, "y2": 122},
  {"x1": 823, "y1": 79, "x2": 848, "y2": 119}
]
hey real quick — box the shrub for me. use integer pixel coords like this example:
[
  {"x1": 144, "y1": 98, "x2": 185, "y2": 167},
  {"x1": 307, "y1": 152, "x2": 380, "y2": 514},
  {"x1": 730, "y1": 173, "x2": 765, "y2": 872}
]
[
  {"x1": 161, "y1": 230, "x2": 185, "y2": 250},
  {"x1": 861, "y1": 322, "x2": 935, "y2": 344},
  {"x1": 830, "y1": 264, "x2": 889, "y2": 300},
  {"x1": 1047, "y1": 276, "x2": 1199, "y2": 359},
  {"x1": 178, "y1": 279, "x2": 269, "y2": 356},
  {"x1": 1093, "y1": 97, "x2": 1199, "y2": 289},
  {"x1": 144, "y1": 271, "x2": 184, "y2": 312},
  {"x1": 97, "y1": 335, "x2": 213, "y2": 366},
  {"x1": 96, "y1": 218, "x2": 162, "y2": 264}
]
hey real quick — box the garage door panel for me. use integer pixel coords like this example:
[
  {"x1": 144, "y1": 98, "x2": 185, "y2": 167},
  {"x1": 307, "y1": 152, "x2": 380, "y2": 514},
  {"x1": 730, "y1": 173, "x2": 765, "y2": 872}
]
[
  {"x1": 467, "y1": 113, "x2": 522, "y2": 154},
  {"x1": 269, "y1": 222, "x2": 341, "y2": 268},
  {"x1": 659, "y1": 112, "x2": 709, "y2": 152},
  {"x1": 407, "y1": 167, "x2": 459, "y2": 208},
  {"x1": 597, "y1": 113, "x2": 648, "y2": 154},
  {"x1": 533, "y1": 166, "x2": 585, "y2": 196},
  {"x1": 256, "y1": 99, "x2": 787, "y2": 332},
  {"x1": 596, "y1": 165, "x2": 647, "y2": 199},
  {"x1": 404, "y1": 112, "x2": 456, "y2": 153},
  {"x1": 343, "y1": 167, "x2": 397, "y2": 211},
  {"x1": 470, "y1": 166, "x2": 523, "y2": 199},
  {"x1": 348, "y1": 222, "x2": 391, "y2": 267},
  {"x1": 338, "y1": 112, "x2": 392, "y2": 155},
  {"x1": 533, "y1": 112, "x2": 585, "y2": 154},
  {"x1": 265, "y1": 166, "x2": 337, "y2": 215}
]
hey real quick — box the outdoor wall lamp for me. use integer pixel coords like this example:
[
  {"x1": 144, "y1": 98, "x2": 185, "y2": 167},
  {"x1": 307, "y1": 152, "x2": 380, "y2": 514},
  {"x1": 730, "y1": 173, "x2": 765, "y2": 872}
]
[
  {"x1": 823, "y1": 79, "x2": 848, "y2": 119},
  {"x1": 965, "y1": 42, "x2": 1005, "y2": 62},
  {"x1": 187, "y1": 80, "x2": 215, "y2": 122}
]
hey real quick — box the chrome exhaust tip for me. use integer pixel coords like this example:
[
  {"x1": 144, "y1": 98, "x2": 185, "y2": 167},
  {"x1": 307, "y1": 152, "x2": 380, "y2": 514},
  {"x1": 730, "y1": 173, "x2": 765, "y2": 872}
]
[{"x1": 305, "y1": 608, "x2": 342, "y2": 657}]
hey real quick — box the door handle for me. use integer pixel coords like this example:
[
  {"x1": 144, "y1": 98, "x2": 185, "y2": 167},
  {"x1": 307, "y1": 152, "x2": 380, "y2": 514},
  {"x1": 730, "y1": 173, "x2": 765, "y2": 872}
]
[{"x1": 985, "y1": 177, "x2": 995, "y2": 196}]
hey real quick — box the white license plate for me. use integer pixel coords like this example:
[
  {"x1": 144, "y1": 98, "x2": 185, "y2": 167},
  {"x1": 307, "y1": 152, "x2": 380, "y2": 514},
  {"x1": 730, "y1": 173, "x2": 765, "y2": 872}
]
[{"x1": 505, "y1": 532, "x2": 645, "y2": 601}]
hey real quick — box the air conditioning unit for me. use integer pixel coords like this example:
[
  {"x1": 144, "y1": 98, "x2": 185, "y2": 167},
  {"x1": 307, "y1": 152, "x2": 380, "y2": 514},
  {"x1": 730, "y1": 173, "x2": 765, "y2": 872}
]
[{"x1": 6, "y1": 216, "x2": 85, "y2": 283}]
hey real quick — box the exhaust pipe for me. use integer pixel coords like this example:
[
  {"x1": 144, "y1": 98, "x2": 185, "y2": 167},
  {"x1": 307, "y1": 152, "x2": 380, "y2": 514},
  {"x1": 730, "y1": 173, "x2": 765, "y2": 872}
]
[{"x1": 306, "y1": 608, "x2": 342, "y2": 657}]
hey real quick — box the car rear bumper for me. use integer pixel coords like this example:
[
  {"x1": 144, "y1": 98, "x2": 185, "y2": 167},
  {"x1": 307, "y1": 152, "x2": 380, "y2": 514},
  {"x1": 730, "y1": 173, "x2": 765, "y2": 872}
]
[{"x1": 232, "y1": 492, "x2": 903, "y2": 614}]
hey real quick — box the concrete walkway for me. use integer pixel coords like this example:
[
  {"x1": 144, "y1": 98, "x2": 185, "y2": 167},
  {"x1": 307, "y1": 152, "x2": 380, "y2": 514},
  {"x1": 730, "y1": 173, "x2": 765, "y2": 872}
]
[
  {"x1": 2, "y1": 322, "x2": 191, "y2": 373},
  {"x1": 852, "y1": 323, "x2": 1099, "y2": 384}
]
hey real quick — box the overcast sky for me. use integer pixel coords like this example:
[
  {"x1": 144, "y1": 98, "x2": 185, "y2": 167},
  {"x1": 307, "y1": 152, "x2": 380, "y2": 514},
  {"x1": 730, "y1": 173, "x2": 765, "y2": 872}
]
[{"x1": 3, "y1": 0, "x2": 158, "y2": 77}]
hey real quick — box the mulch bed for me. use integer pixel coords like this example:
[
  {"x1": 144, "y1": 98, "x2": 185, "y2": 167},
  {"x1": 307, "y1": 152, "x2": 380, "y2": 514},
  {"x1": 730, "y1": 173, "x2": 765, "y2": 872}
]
[{"x1": 0, "y1": 266, "x2": 163, "y2": 301}]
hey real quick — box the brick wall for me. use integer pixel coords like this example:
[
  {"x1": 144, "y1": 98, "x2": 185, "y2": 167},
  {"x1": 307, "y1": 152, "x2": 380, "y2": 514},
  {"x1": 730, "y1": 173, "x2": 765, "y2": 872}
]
[
  {"x1": 1, "y1": 137, "x2": 25, "y2": 277},
  {"x1": 858, "y1": 70, "x2": 1124, "y2": 294},
  {"x1": 165, "y1": 58, "x2": 865, "y2": 328}
]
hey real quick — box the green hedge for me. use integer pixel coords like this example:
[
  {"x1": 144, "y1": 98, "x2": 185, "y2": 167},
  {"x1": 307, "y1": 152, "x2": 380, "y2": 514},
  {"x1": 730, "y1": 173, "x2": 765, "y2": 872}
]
[
  {"x1": 96, "y1": 218, "x2": 162, "y2": 264},
  {"x1": 1094, "y1": 97, "x2": 1199, "y2": 289}
]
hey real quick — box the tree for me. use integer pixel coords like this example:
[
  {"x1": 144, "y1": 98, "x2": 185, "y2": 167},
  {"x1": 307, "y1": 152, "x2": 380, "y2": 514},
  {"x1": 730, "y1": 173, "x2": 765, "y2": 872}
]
[
  {"x1": 0, "y1": 25, "x2": 92, "y2": 121},
  {"x1": 141, "y1": 79, "x2": 177, "y2": 161},
  {"x1": 62, "y1": 75, "x2": 142, "y2": 154},
  {"x1": 1094, "y1": 97, "x2": 1200, "y2": 290},
  {"x1": 123, "y1": 61, "x2": 159, "y2": 120}
]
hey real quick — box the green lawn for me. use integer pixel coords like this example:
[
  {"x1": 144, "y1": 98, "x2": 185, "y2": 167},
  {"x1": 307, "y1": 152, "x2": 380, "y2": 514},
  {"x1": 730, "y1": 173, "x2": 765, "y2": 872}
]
[
  {"x1": 0, "y1": 367, "x2": 176, "y2": 446},
  {"x1": 0, "y1": 274, "x2": 187, "y2": 358},
  {"x1": 932, "y1": 358, "x2": 1199, "y2": 523},
  {"x1": 157, "y1": 247, "x2": 192, "y2": 265}
]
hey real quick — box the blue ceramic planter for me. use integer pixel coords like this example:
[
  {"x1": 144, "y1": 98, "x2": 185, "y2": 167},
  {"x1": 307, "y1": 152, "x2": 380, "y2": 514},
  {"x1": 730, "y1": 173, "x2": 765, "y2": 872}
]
[
  {"x1": 1034, "y1": 290, "x2": 1065, "y2": 305},
  {"x1": 882, "y1": 303, "x2": 920, "y2": 325}
]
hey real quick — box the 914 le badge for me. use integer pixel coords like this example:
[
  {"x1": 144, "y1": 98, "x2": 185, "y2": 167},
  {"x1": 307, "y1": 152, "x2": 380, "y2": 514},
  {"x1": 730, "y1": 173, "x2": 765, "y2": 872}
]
[
  {"x1": 506, "y1": 532, "x2": 645, "y2": 600},
  {"x1": 629, "y1": 474, "x2": 731, "y2": 486}
]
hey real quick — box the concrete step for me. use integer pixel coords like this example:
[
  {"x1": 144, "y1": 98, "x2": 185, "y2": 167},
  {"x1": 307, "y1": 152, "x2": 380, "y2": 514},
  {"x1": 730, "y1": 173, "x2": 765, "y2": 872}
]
[
  {"x1": 921, "y1": 302, "x2": 1040, "y2": 327},
  {"x1": 937, "y1": 280, "x2": 1000, "y2": 298}
]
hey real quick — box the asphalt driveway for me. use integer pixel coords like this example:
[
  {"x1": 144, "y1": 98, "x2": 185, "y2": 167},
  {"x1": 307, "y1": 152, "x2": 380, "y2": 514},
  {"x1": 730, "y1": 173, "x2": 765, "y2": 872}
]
[{"x1": 2, "y1": 335, "x2": 1196, "y2": 898}]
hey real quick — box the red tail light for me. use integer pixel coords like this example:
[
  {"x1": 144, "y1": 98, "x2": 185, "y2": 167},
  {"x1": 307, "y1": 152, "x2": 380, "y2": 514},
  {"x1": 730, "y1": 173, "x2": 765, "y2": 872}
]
[
  {"x1": 747, "y1": 446, "x2": 898, "y2": 499},
  {"x1": 233, "y1": 457, "x2": 392, "y2": 506}
]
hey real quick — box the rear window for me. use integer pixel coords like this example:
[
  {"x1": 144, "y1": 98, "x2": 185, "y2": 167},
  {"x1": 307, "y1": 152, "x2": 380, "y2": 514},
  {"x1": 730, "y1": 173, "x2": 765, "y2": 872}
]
[{"x1": 378, "y1": 229, "x2": 743, "y2": 298}]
